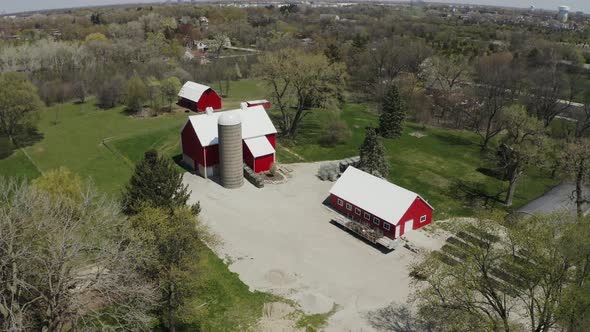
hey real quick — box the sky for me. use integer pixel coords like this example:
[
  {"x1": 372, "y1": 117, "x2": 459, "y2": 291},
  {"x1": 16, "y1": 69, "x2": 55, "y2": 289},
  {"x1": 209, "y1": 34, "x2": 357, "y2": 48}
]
[{"x1": 0, "y1": 0, "x2": 588, "y2": 14}]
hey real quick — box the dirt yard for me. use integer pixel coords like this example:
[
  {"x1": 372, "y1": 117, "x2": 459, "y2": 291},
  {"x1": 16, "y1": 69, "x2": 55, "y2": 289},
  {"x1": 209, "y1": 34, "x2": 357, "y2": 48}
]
[{"x1": 183, "y1": 162, "x2": 448, "y2": 331}]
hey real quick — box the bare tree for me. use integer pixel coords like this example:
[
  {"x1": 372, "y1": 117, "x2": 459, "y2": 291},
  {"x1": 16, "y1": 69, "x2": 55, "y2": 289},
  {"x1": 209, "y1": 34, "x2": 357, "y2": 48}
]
[
  {"x1": 0, "y1": 178, "x2": 156, "y2": 331},
  {"x1": 471, "y1": 53, "x2": 522, "y2": 150},
  {"x1": 524, "y1": 66, "x2": 577, "y2": 127}
]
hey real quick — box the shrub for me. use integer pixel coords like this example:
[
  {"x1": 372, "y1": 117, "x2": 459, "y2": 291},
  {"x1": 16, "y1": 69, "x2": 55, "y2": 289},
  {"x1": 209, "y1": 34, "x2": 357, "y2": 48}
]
[
  {"x1": 319, "y1": 119, "x2": 351, "y2": 147},
  {"x1": 268, "y1": 163, "x2": 278, "y2": 177}
]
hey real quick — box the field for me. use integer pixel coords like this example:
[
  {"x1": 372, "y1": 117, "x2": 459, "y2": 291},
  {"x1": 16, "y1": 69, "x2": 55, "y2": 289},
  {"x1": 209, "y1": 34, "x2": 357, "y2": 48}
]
[{"x1": 0, "y1": 78, "x2": 560, "y2": 329}]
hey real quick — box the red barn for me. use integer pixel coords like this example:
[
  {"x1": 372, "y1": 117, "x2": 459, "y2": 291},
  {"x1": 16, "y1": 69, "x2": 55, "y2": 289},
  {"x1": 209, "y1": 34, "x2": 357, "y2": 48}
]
[
  {"x1": 246, "y1": 99, "x2": 271, "y2": 110},
  {"x1": 329, "y1": 166, "x2": 434, "y2": 239},
  {"x1": 178, "y1": 81, "x2": 222, "y2": 112},
  {"x1": 181, "y1": 105, "x2": 277, "y2": 177}
]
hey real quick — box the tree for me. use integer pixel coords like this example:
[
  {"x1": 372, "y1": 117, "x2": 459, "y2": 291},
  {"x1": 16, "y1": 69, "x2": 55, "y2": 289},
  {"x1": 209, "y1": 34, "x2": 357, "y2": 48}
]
[
  {"x1": 130, "y1": 206, "x2": 200, "y2": 332},
  {"x1": 31, "y1": 167, "x2": 84, "y2": 201},
  {"x1": 160, "y1": 76, "x2": 181, "y2": 112},
  {"x1": 412, "y1": 215, "x2": 577, "y2": 332},
  {"x1": 0, "y1": 177, "x2": 156, "y2": 331},
  {"x1": 358, "y1": 127, "x2": 389, "y2": 178},
  {"x1": 524, "y1": 66, "x2": 576, "y2": 128},
  {"x1": 97, "y1": 76, "x2": 124, "y2": 109},
  {"x1": 123, "y1": 74, "x2": 148, "y2": 114},
  {"x1": 84, "y1": 32, "x2": 108, "y2": 44},
  {"x1": 561, "y1": 138, "x2": 590, "y2": 217},
  {"x1": 255, "y1": 50, "x2": 347, "y2": 137},
  {"x1": 471, "y1": 53, "x2": 522, "y2": 150},
  {"x1": 0, "y1": 72, "x2": 43, "y2": 145},
  {"x1": 379, "y1": 84, "x2": 406, "y2": 139},
  {"x1": 72, "y1": 80, "x2": 86, "y2": 103},
  {"x1": 146, "y1": 76, "x2": 162, "y2": 111},
  {"x1": 122, "y1": 149, "x2": 199, "y2": 216},
  {"x1": 496, "y1": 105, "x2": 545, "y2": 207}
]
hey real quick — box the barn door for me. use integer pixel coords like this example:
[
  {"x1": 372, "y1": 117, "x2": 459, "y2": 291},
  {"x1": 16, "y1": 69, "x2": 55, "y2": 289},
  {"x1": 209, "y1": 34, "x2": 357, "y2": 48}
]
[{"x1": 403, "y1": 219, "x2": 415, "y2": 236}]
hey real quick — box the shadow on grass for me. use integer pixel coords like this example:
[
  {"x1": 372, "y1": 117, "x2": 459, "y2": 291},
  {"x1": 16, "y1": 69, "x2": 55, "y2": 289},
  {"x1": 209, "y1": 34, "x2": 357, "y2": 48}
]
[
  {"x1": 0, "y1": 126, "x2": 44, "y2": 160},
  {"x1": 476, "y1": 167, "x2": 505, "y2": 180},
  {"x1": 172, "y1": 154, "x2": 194, "y2": 173},
  {"x1": 448, "y1": 179, "x2": 504, "y2": 209},
  {"x1": 430, "y1": 131, "x2": 474, "y2": 146}
]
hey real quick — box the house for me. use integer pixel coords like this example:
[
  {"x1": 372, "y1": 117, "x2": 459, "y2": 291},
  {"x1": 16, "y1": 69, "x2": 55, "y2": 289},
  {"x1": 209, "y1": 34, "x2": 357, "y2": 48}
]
[
  {"x1": 181, "y1": 104, "x2": 277, "y2": 177},
  {"x1": 246, "y1": 100, "x2": 271, "y2": 110},
  {"x1": 177, "y1": 81, "x2": 222, "y2": 112},
  {"x1": 194, "y1": 41, "x2": 208, "y2": 51},
  {"x1": 329, "y1": 167, "x2": 434, "y2": 239}
]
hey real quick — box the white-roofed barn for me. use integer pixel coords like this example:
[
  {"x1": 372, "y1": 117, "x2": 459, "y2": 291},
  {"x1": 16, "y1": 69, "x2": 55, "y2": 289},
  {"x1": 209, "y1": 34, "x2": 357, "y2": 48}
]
[
  {"x1": 177, "y1": 81, "x2": 222, "y2": 112},
  {"x1": 180, "y1": 104, "x2": 277, "y2": 177},
  {"x1": 329, "y1": 166, "x2": 434, "y2": 239}
]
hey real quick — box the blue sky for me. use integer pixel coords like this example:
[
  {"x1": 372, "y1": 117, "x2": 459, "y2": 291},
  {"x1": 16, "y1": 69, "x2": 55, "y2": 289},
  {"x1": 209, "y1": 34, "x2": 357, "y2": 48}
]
[{"x1": 0, "y1": 0, "x2": 588, "y2": 14}]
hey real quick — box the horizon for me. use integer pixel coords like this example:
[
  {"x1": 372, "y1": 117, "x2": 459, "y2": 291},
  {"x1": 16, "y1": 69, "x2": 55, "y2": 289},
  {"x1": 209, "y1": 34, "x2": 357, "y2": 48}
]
[{"x1": 0, "y1": 0, "x2": 588, "y2": 15}]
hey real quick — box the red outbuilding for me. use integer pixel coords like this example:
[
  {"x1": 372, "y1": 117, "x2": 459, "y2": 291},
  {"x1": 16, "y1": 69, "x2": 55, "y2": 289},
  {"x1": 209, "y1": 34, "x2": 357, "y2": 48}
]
[
  {"x1": 181, "y1": 104, "x2": 277, "y2": 177},
  {"x1": 246, "y1": 99, "x2": 271, "y2": 110},
  {"x1": 178, "y1": 81, "x2": 222, "y2": 112},
  {"x1": 329, "y1": 166, "x2": 434, "y2": 240}
]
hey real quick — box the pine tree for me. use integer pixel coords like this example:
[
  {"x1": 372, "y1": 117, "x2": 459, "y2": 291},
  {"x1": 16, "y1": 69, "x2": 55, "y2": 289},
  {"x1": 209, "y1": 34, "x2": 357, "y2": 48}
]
[
  {"x1": 358, "y1": 127, "x2": 389, "y2": 178},
  {"x1": 122, "y1": 149, "x2": 200, "y2": 216},
  {"x1": 379, "y1": 84, "x2": 406, "y2": 139}
]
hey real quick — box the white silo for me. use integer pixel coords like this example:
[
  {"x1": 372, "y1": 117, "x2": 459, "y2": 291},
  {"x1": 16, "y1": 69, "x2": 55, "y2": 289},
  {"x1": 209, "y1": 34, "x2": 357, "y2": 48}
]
[{"x1": 218, "y1": 112, "x2": 244, "y2": 189}]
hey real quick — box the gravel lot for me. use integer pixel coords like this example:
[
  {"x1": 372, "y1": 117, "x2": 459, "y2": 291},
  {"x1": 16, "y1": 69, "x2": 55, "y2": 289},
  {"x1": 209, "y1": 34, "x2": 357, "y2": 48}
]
[{"x1": 184, "y1": 162, "x2": 446, "y2": 331}]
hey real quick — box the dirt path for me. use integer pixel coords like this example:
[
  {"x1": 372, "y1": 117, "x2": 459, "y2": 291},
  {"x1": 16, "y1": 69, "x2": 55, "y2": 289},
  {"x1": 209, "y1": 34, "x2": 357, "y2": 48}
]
[{"x1": 278, "y1": 144, "x2": 305, "y2": 162}]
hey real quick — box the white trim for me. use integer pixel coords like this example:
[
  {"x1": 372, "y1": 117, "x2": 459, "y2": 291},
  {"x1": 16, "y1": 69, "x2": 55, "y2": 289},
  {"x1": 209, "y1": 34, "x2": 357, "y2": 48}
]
[
  {"x1": 420, "y1": 215, "x2": 427, "y2": 222},
  {"x1": 355, "y1": 207, "x2": 361, "y2": 215},
  {"x1": 346, "y1": 203, "x2": 352, "y2": 211},
  {"x1": 383, "y1": 222, "x2": 391, "y2": 231},
  {"x1": 337, "y1": 198, "x2": 343, "y2": 206},
  {"x1": 373, "y1": 217, "x2": 380, "y2": 225}
]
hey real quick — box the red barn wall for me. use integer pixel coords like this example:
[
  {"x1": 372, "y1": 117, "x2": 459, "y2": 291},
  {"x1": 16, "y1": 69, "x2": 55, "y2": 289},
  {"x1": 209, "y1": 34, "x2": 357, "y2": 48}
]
[
  {"x1": 197, "y1": 89, "x2": 222, "y2": 112},
  {"x1": 254, "y1": 154, "x2": 274, "y2": 173},
  {"x1": 396, "y1": 198, "x2": 433, "y2": 237},
  {"x1": 181, "y1": 121, "x2": 205, "y2": 167},
  {"x1": 266, "y1": 134, "x2": 276, "y2": 148},
  {"x1": 204, "y1": 144, "x2": 219, "y2": 166},
  {"x1": 329, "y1": 194, "x2": 396, "y2": 239},
  {"x1": 243, "y1": 141, "x2": 255, "y2": 170}
]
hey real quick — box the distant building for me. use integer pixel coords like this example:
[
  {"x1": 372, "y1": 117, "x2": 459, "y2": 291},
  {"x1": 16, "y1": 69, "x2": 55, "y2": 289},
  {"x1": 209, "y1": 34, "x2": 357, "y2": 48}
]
[
  {"x1": 177, "y1": 82, "x2": 222, "y2": 112},
  {"x1": 558, "y1": 5, "x2": 570, "y2": 23}
]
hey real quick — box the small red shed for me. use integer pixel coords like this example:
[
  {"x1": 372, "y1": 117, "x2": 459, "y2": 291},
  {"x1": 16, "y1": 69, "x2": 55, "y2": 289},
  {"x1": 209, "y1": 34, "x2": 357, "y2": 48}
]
[
  {"x1": 246, "y1": 99, "x2": 271, "y2": 110},
  {"x1": 178, "y1": 81, "x2": 222, "y2": 112},
  {"x1": 181, "y1": 105, "x2": 277, "y2": 177},
  {"x1": 329, "y1": 167, "x2": 434, "y2": 239}
]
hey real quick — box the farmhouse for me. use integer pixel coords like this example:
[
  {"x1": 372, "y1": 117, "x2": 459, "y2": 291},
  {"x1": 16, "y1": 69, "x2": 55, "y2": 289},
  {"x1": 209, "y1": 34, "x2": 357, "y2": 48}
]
[
  {"x1": 329, "y1": 166, "x2": 433, "y2": 240},
  {"x1": 181, "y1": 104, "x2": 277, "y2": 177},
  {"x1": 177, "y1": 81, "x2": 222, "y2": 112},
  {"x1": 246, "y1": 99, "x2": 271, "y2": 110}
]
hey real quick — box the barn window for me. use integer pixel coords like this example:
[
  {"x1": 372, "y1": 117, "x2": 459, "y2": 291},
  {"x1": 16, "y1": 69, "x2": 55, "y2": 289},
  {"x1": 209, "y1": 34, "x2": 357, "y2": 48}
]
[
  {"x1": 355, "y1": 208, "x2": 361, "y2": 215},
  {"x1": 373, "y1": 217, "x2": 380, "y2": 225},
  {"x1": 364, "y1": 212, "x2": 370, "y2": 220},
  {"x1": 420, "y1": 215, "x2": 427, "y2": 222},
  {"x1": 383, "y1": 222, "x2": 391, "y2": 231},
  {"x1": 337, "y1": 199, "x2": 343, "y2": 206},
  {"x1": 346, "y1": 203, "x2": 352, "y2": 211}
]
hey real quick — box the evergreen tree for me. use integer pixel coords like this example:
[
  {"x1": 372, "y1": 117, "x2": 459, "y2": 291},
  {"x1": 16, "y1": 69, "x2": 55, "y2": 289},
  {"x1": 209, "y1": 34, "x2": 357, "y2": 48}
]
[
  {"x1": 358, "y1": 127, "x2": 389, "y2": 178},
  {"x1": 379, "y1": 84, "x2": 406, "y2": 139},
  {"x1": 122, "y1": 149, "x2": 199, "y2": 216}
]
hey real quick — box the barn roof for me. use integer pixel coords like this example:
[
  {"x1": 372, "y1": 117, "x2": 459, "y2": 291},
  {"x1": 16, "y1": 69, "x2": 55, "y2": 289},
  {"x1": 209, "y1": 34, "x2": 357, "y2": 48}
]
[
  {"x1": 178, "y1": 81, "x2": 211, "y2": 102},
  {"x1": 244, "y1": 136, "x2": 275, "y2": 157},
  {"x1": 187, "y1": 105, "x2": 277, "y2": 147},
  {"x1": 247, "y1": 99, "x2": 269, "y2": 104},
  {"x1": 329, "y1": 166, "x2": 433, "y2": 224}
]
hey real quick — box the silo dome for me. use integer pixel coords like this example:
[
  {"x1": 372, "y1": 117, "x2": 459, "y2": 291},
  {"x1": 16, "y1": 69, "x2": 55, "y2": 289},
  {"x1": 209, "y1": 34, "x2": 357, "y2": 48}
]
[{"x1": 218, "y1": 112, "x2": 241, "y2": 126}]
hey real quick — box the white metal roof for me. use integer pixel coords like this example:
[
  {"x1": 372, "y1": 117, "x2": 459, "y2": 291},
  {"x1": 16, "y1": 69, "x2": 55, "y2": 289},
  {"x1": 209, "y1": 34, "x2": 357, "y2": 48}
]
[
  {"x1": 244, "y1": 136, "x2": 275, "y2": 158},
  {"x1": 187, "y1": 105, "x2": 277, "y2": 147},
  {"x1": 178, "y1": 81, "x2": 211, "y2": 102},
  {"x1": 329, "y1": 166, "x2": 433, "y2": 224},
  {"x1": 247, "y1": 99, "x2": 269, "y2": 104}
]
